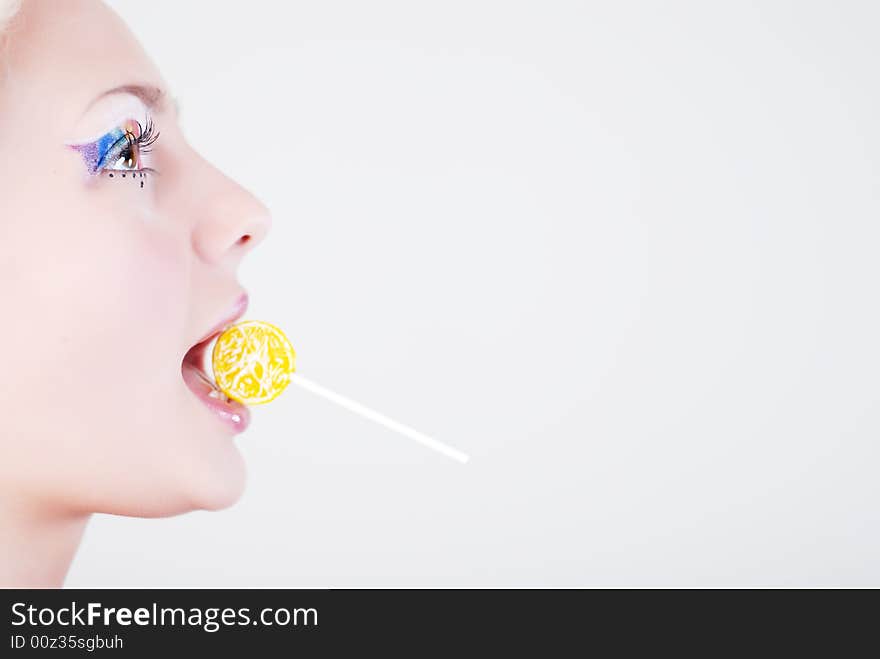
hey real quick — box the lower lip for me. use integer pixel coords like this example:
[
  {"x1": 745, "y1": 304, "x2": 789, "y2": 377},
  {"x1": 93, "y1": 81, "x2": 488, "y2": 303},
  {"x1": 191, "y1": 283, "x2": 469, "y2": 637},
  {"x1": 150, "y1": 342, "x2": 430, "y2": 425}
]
[{"x1": 182, "y1": 362, "x2": 251, "y2": 433}]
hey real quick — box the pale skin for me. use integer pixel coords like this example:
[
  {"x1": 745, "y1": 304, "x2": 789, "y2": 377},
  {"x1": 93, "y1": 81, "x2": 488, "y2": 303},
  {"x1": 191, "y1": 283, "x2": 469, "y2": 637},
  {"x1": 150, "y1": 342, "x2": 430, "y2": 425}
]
[{"x1": 0, "y1": 0, "x2": 271, "y2": 586}]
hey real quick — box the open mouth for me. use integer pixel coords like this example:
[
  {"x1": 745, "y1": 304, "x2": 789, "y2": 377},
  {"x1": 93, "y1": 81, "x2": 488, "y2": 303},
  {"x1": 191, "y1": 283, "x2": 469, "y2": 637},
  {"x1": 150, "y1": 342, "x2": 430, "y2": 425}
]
[{"x1": 181, "y1": 296, "x2": 251, "y2": 433}]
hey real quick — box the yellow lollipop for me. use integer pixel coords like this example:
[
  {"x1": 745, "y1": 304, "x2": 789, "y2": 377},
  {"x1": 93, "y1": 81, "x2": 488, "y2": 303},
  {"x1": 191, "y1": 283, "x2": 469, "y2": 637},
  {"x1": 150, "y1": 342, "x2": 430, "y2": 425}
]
[
  {"x1": 212, "y1": 320, "x2": 296, "y2": 405},
  {"x1": 211, "y1": 318, "x2": 469, "y2": 463}
]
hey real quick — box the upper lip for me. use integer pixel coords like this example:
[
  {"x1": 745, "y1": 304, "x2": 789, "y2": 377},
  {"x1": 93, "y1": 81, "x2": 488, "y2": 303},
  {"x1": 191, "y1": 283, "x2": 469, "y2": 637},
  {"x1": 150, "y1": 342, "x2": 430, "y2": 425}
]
[{"x1": 192, "y1": 292, "x2": 249, "y2": 348}]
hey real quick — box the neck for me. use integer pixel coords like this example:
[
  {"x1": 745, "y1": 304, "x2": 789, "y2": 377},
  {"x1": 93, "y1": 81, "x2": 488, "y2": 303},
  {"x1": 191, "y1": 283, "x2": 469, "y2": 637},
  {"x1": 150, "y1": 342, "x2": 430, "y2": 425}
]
[{"x1": 0, "y1": 495, "x2": 89, "y2": 587}]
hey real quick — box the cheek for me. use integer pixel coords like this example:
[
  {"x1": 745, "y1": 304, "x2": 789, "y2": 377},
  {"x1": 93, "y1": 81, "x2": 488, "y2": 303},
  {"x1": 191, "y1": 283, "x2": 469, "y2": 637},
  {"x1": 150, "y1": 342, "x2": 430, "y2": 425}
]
[
  {"x1": 0, "y1": 183, "x2": 192, "y2": 498},
  {"x1": 38, "y1": 205, "x2": 189, "y2": 396},
  {"x1": 5, "y1": 168, "x2": 188, "y2": 345}
]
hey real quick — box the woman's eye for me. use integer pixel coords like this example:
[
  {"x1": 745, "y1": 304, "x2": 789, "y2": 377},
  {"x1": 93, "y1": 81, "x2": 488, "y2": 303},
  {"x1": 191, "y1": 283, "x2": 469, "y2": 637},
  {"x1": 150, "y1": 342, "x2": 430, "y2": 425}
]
[
  {"x1": 67, "y1": 117, "x2": 159, "y2": 179},
  {"x1": 101, "y1": 131, "x2": 141, "y2": 171}
]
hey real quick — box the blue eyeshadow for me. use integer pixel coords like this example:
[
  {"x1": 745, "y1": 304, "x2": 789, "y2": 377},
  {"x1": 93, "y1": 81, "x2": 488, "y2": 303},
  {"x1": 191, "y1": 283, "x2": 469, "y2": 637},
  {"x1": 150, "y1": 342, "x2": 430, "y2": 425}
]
[{"x1": 69, "y1": 127, "x2": 126, "y2": 175}]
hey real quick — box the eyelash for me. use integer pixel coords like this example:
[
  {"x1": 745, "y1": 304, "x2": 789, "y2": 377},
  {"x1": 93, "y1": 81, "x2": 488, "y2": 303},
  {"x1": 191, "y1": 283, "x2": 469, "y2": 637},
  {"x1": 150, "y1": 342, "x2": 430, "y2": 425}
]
[
  {"x1": 132, "y1": 117, "x2": 160, "y2": 154},
  {"x1": 101, "y1": 118, "x2": 160, "y2": 175}
]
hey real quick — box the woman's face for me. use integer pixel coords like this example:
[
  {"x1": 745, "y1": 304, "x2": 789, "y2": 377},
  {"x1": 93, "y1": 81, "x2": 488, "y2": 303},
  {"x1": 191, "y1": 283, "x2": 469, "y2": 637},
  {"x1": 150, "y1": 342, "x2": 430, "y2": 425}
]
[{"x1": 0, "y1": 0, "x2": 271, "y2": 516}]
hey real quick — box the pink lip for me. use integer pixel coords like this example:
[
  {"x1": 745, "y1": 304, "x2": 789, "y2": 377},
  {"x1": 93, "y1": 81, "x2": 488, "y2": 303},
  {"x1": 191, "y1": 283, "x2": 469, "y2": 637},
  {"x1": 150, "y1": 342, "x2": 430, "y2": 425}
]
[
  {"x1": 182, "y1": 363, "x2": 251, "y2": 433},
  {"x1": 181, "y1": 292, "x2": 251, "y2": 434}
]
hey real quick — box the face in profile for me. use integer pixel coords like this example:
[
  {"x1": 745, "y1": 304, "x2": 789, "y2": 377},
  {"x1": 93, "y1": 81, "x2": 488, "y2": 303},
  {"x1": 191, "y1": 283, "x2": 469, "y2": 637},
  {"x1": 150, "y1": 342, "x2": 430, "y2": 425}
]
[{"x1": 0, "y1": 0, "x2": 272, "y2": 518}]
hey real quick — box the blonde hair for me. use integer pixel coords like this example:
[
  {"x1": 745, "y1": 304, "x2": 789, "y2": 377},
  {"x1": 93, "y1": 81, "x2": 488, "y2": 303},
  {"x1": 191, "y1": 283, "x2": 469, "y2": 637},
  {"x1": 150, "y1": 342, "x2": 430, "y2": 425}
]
[
  {"x1": 0, "y1": 0, "x2": 20, "y2": 31},
  {"x1": 0, "y1": 0, "x2": 20, "y2": 67}
]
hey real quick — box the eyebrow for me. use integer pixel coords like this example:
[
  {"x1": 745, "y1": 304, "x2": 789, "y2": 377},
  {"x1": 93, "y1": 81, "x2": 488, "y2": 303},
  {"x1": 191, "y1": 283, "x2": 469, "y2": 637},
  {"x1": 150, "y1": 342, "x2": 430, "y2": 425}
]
[{"x1": 86, "y1": 84, "x2": 178, "y2": 116}]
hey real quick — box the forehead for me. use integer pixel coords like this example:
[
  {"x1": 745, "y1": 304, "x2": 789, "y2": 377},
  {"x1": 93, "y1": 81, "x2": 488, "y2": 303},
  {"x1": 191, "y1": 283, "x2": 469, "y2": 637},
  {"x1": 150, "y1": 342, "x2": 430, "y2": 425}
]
[{"x1": 2, "y1": 0, "x2": 164, "y2": 124}]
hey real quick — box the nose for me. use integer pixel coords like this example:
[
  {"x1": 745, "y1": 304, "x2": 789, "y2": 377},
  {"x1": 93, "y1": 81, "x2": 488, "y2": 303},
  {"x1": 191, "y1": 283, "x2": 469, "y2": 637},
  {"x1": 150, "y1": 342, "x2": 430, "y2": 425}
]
[{"x1": 189, "y1": 159, "x2": 272, "y2": 266}]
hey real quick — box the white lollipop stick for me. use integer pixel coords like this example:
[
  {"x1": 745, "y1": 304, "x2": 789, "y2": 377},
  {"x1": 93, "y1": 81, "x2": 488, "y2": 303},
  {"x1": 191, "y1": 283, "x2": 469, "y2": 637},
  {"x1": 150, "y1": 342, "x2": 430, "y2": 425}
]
[{"x1": 290, "y1": 374, "x2": 470, "y2": 464}]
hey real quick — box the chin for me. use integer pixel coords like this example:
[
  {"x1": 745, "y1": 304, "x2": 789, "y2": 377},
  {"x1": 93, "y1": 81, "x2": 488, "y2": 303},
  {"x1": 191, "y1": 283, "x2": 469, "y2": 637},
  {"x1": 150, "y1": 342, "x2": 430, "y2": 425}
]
[
  {"x1": 166, "y1": 382, "x2": 250, "y2": 514},
  {"x1": 163, "y1": 424, "x2": 249, "y2": 514},
  {"x1": 186, "y1": 447, "x2": 248, "y2": 512},
  {"x1": 93, "y1": 438, "x2": 248, "y2": 519},
  {"x1": 75, "y1": 379, "x2": 252, "y2": 518}
]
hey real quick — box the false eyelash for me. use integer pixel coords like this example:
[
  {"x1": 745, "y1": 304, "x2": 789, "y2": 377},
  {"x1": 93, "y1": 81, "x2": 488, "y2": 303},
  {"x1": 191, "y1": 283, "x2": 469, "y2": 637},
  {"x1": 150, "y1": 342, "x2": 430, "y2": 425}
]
[{"x1": 132, "y1": 117, "x2": 160, "y2": 153}]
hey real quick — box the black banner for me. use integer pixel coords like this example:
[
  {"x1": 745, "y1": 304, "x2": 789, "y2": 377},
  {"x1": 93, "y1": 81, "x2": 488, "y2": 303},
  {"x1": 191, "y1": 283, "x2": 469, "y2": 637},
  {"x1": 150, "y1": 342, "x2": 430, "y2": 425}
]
[{"x1": 0, "y1": 588, "x2": 871, "y2": 653}]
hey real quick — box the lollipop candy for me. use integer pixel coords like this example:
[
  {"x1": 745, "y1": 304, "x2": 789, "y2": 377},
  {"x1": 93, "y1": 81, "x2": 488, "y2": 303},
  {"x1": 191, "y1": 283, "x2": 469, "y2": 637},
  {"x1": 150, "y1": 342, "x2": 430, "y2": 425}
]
[
  {"x1": 211, "y1": 321, "x2": 470, "y2": 463},
  {"x1": 212, "y1": 320, "x2": 296, "y2": 405}
]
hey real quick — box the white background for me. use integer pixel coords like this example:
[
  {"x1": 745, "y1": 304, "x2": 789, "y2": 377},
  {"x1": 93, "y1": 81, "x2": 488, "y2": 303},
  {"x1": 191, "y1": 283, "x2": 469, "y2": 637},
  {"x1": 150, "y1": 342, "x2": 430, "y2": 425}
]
[{"x1": 68, "y1": 1, "x2": 880, "y2": 586}]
